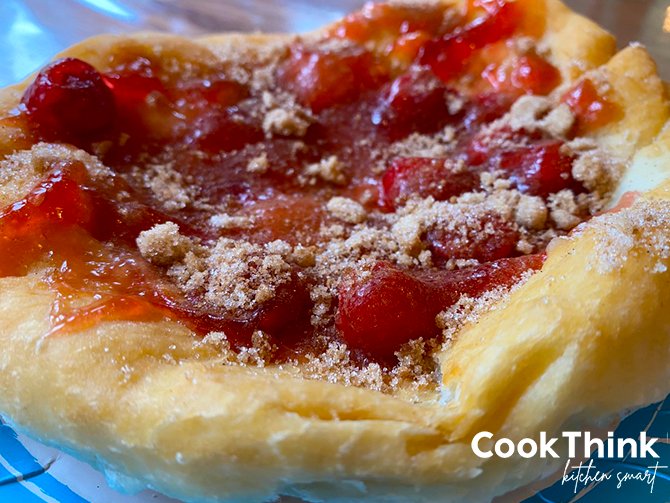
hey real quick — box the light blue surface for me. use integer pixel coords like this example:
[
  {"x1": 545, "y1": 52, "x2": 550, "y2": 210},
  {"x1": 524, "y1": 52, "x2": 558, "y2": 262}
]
[{"x1": 0, "y1": 423, "x2": 90, "y2": 502}]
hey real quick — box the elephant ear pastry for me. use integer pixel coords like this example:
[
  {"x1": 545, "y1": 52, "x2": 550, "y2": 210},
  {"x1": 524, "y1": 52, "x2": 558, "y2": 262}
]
[{"x1": 0, "y1": 1, "x2": 669, "y2": 502}]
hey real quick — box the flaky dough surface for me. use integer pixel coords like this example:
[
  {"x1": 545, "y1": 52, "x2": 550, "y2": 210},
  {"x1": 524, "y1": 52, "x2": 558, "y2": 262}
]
[{"x1": 1, "y1": 1, "x2": 670, "y2": 502}]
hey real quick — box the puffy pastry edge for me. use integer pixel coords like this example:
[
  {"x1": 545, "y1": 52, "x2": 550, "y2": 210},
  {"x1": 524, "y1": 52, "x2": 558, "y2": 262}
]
[{"x1": 1, "y1": 1, "x2": 670, "y2": 502}]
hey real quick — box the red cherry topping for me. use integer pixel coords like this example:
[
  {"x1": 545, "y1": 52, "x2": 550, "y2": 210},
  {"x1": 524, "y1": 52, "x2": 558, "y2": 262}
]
[
  {"x1": 0, "y1": 163, "x2": 311, "y2": 343},
  {"x1": 510, "y1": 55, "x2": 561, "y2": 95},
  {"x1": 103, "y1": 72, "x2": 163, "y2": 112},
  {"x1": 381, "y1": 157, "x2": 480, "y2": 209},
  {"x1": 462, "y1": 92, "x2": 515, "y2": 131},
  {"x1": 562, "y1": 79, "x2": 619, "y2": 135},
  {"x1": 278, "y1": 44, "x2": 388, "y2": 113},
  {"x1": 498, "y1": 140, "x2": 580, "y2": 197},
  {"x1": 483, "y1": 55, "x2": 560, "y2": 96},
  {"x1": 419, "y1": 34, "x2": 474, "y2": 83},
  {"x1": 332, "y1": 2, "x2": 445, "y2": 43},
  {"x1": 372, "y1": 67, "x2": 461, "y2": 139},
  {"x1": 21, "y1": 58, "x2": 115, "y2": 136},
  {"x1": 3, "y1": 0, "x2": 595, "y2": 363},
  {"x1": 466, "y1": 126, "x2": 543, "y2": 166},
  {"x1": 388, "y1": 31, "x2": 432, "y2": 63},
  {"x1": 336, "y1": 255, "x2": 544, "y2": 359},
  {"x1": 420, "y1": 0, "x2": 521, "y2": 82},
  {"x1": 426, "y1": 213, "x2": 519, "y2": 263},
  {"x1": 173, "y1": 79, "x2": 250, "y2": 109}
]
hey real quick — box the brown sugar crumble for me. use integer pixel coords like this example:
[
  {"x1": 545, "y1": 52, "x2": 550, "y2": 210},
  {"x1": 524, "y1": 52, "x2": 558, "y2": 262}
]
[
  {"x1": 326, "y1": 196, "x2": 367, "y2": 224},
  {"x1": 137, "y1": 222, "x2": 196, "y2": 266},
  {"x1": 263, "y1": 106, "x2": 313, "y2": 137},
  {"x1": 303, "y1": 155, "x2": 347, "y2": 185},
  {"x1": 246, "y1": 152, "x2": 269, "y2": 173}
]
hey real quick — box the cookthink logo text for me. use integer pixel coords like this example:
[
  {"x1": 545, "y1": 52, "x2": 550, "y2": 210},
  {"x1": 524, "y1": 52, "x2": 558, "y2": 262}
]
[
  {"x1": 471, "y1": 431, "x2": 659, "y2": 459},
  {"x1": 472, "y1": 431, "x2": 668, "y2": 494}
]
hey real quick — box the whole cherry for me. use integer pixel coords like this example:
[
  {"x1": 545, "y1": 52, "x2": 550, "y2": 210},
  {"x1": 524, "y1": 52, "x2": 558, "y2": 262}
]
[{"x1": 21, "y1": 58, "x2": 116, "y2": 137}]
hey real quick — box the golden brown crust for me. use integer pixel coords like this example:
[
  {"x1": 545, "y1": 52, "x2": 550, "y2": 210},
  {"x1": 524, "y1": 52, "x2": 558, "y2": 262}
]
[
  {"x1": 592, "y1": 45, "x2": 669, "y2": 158},
  {"x1": 543, "y1": 0, "x2": 616, "y2": 79},
  {"x1": 1, "y1": 1, "x2": 670, "y2": 502}
]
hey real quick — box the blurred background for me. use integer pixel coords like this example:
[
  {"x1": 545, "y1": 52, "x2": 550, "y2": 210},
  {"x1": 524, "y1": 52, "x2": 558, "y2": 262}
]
[{"x1": 0, "y1": 0, "x2": 669, "y2": 88}]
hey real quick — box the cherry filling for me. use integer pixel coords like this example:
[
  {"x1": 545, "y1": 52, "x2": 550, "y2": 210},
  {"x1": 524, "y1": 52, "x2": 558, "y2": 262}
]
[
  {"x1": 382, "y1": 157, "x2": 481, "y2": 209},
  {"x1": 426, "y1": 213, "x2": 520, "y2": 264},
  {"x1": 419, "y1": 0, "x2": 521, "y2": 82},
  {"x1": 498, "y1": 140, "x2": 581, "y2": 197},
  {"x1": 337, "y1": 255, "x2": 544, "y2": 359},
  {"x1": 1, "y1": 0, "x2": 619, "y2": 364},
  {"x1": 332, "y1": 2, "x2": 446, "y2": 44},
  {"x1": 483, "y1": 54, "x2": 561, "y2": 97},
  {"x1": 562, "y1": 79, "x2": 619, "y2": 135},
  {"x1": 0, "y1": 163, "x2": 311, "y2": 346},
  {"x1": 372, "y1": 67, "x2": 461, "y2": 139},
  {"x1": 278, "y1": 44, "x2": 389, "y2": 113},
  {"x1": 21, "y1": 58, "x2": 116, "y2": 138}
]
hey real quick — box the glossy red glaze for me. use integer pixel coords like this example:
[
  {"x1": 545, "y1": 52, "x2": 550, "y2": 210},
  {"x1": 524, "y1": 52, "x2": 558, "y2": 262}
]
[
  {"x1": 498, "y1": 140, "x2": 581, "y2": 197},
  {"x1": 484, "y1": 55, "x2": 561, "y2": 96},
  {"x1": 21, "y1": 58, "x2": 116, "y2": 138},
  {"x1": 562, "y1": 79, "x2": 619, "y2": 135},
  {"x1": 420, "y1": 0, "x2": 521, "y2": 82},
  {"x1": 466, "y1": 126, "x2": 543, "y2": 166},
  {"x1": 0, "y1": 162, "x2": 311, "y2": 345},
  {"x1": 332, "y1": 2, "x2": 446, "y2": 44},
  {"x1": 462, "y1": 92, "x2": 516, "y2": 131},
  {"x1": 336, "y1": 254, "x2": 544, "y2": 358},
  {"x1": 103, "y1": 72, "x2": 163, "y2": 112},
  {"x1": 372, "y1": 67, "x2": 460, "y2": 139},
  {"x1": 278, "y1": 44, "x2": 389, "y2": 113},
  {"x1": 388, "y1": 31, "x2": 431, "y2": 62},
  {"x1": 381, "y1": 157, "x2": 480, "y2": 208},
  {"x1": 426, "y1": 213, "x2": 519, "y2": 263}
]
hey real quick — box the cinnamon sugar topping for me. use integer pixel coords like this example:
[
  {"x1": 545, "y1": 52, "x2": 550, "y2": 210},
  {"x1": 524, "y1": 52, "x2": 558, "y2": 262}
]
[{"x1": 586, "y1": 200, "x2": 670, "y2": 274}]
